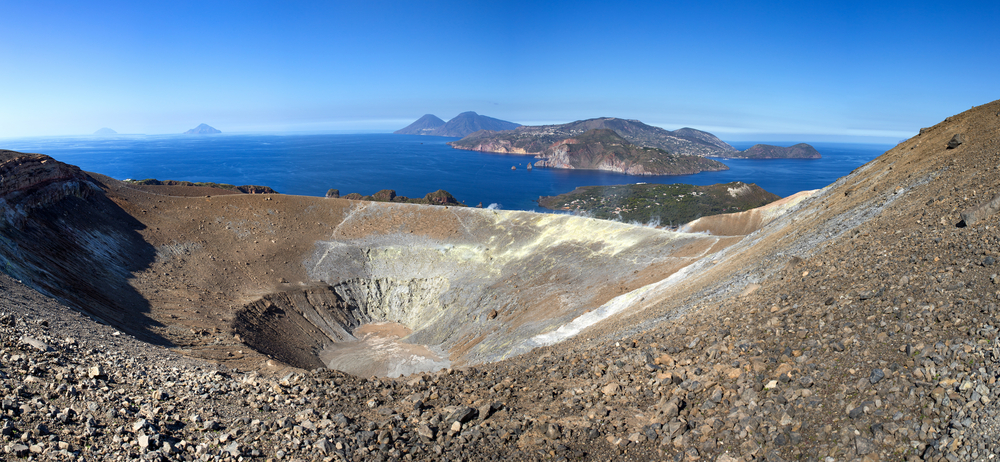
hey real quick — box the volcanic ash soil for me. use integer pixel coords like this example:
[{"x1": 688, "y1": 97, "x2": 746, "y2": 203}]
[{"x1": 2, "y1": 100, "x2": 1000, "y2": 461}]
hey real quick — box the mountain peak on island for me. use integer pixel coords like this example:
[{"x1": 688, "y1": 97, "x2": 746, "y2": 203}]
[
  {"x1": 395, "y1": 112, "x2": 519, "y2": 138},
  {"x1": 93, "y1": 128, "x2": 117, "y2": 136},
  {"x1": 184, "y1": 123, "x2": 221, "y2": 135},
  {"x1": 394, "y1": 114, "x2": 446, "y2": 135}
]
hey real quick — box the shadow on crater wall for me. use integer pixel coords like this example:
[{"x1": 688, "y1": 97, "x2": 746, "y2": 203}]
[{"x1": 0, "y1": 152, "x2": 165, "y2": 345}]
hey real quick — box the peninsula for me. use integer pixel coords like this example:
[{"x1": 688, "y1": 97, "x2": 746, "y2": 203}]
[
  {"x1": 449, "y1": 117, "x2": 738, "y2": 158},
  {"x1": 395, "y1": 111, "x2": 519, "y2": 137},
  {"x1": 539, "y1": 181, "x2": 780, "y2": 225},
  {"x1": 531, "y1": 128, "x2": 728, "y2": 175}
]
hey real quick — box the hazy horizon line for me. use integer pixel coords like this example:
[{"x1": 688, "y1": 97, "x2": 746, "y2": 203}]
[{"x1": 0, "y1": 129, "x2": 904, "y2": 146}]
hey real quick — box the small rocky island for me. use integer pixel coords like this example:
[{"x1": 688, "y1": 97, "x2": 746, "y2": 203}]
[
  {"x1": 539, "y1": 181, "x2": 780, "y2": 225},
  {"x1": 93, "y1": 127, "x2": 117, "y2": 135},
  {"x1": 734, "y1": 143, "x2": 822, "y2": 159},
  {"x1": 183, "y1": 123, "x2": 221, "y2": 134}
]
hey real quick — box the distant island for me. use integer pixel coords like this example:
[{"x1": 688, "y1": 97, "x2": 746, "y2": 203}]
[
  {"x1": 395, "y1": 112, "x2": 520, "y2": 137},
  {"x1": 449, "y1": 117, "x2": 738, "y2": 158},
  {"x1": 184, "y1": 123, "x2": 221, "y2": 134},
  {"x1": 93, "y1": 128, "x2": 117, "y2": 135},
  {"x1": 395, "y1": 114, "x2": 446, "y2": 135},
  {"x1": 732, "y1": 143, "x2": 822, "y2": 159},
  {"x1": 539, "y1": 181, "x2": 780, "y2": 225},
  {"x1": 529, "y1": 128, "x2": 728, "y2": 175}
]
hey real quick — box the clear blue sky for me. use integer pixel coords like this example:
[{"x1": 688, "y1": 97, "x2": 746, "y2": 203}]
[{"x1": 2, "y1": 0, "x2": 997, "y2": 142}]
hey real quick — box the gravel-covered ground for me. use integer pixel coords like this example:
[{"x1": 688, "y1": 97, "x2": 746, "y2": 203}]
[{"x1": 3, "y1": 100, "x2": 1000, "y2": 461}]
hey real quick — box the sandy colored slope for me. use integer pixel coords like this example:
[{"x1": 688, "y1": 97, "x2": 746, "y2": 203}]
[{"x1": 0, "y1": 173, "x2": 739, "y2": 374}]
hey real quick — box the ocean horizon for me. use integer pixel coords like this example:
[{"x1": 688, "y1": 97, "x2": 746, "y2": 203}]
[{"x1": 0, "y1": 133, "x2": 891, "y2": 212}]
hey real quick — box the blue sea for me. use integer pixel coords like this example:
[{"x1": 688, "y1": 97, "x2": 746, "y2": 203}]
[{"x1": 0, "y1": 134, "x2": 890, "y2": 211}]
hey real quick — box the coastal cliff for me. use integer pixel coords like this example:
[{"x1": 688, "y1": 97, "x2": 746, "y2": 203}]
[{"x1": 531, "y1": 129, "x2": 728, "y2": 175}]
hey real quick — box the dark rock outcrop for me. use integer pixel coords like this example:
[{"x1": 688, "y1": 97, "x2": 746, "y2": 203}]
[
  {"x1": 960, "y1": 192, "x2": 1000, "y2": 226},
  {"x1": 236, "y1": 185, "x2": 278, "y2": 194}
]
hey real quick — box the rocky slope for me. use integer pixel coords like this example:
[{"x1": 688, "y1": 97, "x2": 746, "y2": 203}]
[
  {"x1": 2, "y1": 100, "x2": 1000, "y2": 461},
  {"x1": 450, "y1": 117, "x2": 738, "y2": 158},
  {"x1": 532, "y1": 129, "x2": 729, "y2": 175},
  {"x1": 395, "y1": 112, "x2": 519, "y2": 137},
  {"x1": 735, "y1": 143, "x2": 822, "y2": 159}
]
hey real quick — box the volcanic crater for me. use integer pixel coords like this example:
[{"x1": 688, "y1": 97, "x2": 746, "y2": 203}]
[{"x1": 0, "y1": 156, "x2": 755, "y2": 378}]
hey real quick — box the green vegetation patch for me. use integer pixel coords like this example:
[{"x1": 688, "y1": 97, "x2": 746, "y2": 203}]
[
  {"x1": 538, "y1": 182, "x2": 780, "y2": 226},
  {"x1": 126, "y1": 179, "x2": 277, "y2": 194},
  {"x1": 337, "y1": 189, "x2": 465, "y2": 207}
]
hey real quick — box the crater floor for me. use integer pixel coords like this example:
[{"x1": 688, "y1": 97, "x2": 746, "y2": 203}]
[{"x1": 116, "y1": 188, "x2": 741, "y2": 376}]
